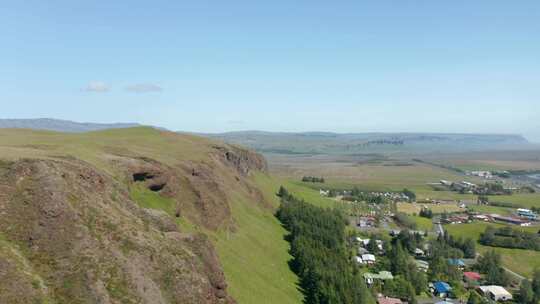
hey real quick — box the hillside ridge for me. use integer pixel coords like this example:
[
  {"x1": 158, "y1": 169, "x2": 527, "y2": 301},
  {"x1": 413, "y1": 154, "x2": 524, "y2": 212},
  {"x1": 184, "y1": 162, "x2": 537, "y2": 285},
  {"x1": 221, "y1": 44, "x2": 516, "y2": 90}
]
[
  {"x1": 0, "y1": 118, "x2": 144, "y2": 133},
  {"x1": 0, "y1": 128, "x2": 277, "y2": 303}
]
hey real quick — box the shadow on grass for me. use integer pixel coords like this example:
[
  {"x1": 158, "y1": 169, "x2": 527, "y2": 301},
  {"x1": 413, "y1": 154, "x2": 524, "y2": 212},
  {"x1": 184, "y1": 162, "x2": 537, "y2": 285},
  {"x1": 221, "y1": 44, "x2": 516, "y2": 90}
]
[{"x1": 275, "y1": 212, "x2": 311, "y2": 304}]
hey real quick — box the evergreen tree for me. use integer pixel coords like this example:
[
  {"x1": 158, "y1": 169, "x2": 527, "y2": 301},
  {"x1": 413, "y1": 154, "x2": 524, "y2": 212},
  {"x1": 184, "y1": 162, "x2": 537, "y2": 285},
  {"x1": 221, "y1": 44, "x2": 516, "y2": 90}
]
[
  {"x1": 367, "y1": 234, "x2": 379, "y2": 255},
  {"x1": 277, "y1": 185, "x2": 289, "y2": 198},
  {"x1": 532, "y1": 269, "x2": 540, "y2": 304},
  {"x1": 462, "y1": 238, "x2": 477, "y2": 258},
  {"x1": 428, "y1": 255, "x2": 448, "y2": 281},
  {"x1": 519, "y1": 279, "x2": 534, "y2": 304},
  {"x1": 467, "y1": 291, "x2": 484, "y2": 304},
  {"x1": 276, "y1": 189, "x2": 375, "y2": 304},
  {"x1": 390, "y1": 243, "x2": 409, "y2": 276},
  {"x1": 475, "y1": 250, "x2": 509, "y2": 286},
  {"x1": 407, "y1": 262, "x2": 427, "y2": 295}
]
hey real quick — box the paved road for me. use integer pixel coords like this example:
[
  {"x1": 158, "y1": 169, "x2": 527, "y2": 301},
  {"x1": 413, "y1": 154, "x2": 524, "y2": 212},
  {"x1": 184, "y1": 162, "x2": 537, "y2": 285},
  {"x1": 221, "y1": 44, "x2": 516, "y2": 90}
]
[{"x1": 432, "y1": 216, "x2": 444, "y2": 236}]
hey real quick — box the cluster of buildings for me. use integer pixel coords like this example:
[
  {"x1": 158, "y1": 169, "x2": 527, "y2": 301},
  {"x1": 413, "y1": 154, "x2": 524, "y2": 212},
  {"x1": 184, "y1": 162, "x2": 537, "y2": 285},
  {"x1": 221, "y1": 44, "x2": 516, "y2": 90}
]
[
  {"x1": 354, "y1": 237, "x2": 387, "y2": 281},
  {"x1": 419, "y1": 256, "x2": 515, "y2": 302},
  {"x1": 436, "y1": 179, "x2": 519, "y2": 195},
  {"x1": 442, "y1": 214, "x2": 471, "y2": 225},
  {"x1": 466, "y1": 171, "x2": 494, "y2": 179},
  {"x1": 442, "y1": 209, "x2": 537, "y2": 226},
  {"x1": 450, "y1": 181, "x2": 477, "y2": 193},
  {"x1": 319, "y1": 189, "x2": 411, "y2": 202},
  {"x1": 431, "y1": 279, "x2": 513, "y2": 301},
  {"x1": 355, "y1": 216, "x2": 378, "y2": 228},
  {"x1": 443, "y1": 213, "x2": 532, "y2": 226},
  {"x1": 430, "y1": 267, "x2": 513, "y2": 302},
  {"x1": 355, "y1": 233, "x2": 515, "y2": 304}
]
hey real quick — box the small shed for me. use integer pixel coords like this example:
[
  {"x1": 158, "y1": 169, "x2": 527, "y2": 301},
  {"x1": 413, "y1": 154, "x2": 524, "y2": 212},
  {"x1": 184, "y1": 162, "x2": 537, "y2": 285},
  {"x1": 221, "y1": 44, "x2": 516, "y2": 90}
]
[{"x1": 433, "y1": 281, "x2": 452, "y2": 297}]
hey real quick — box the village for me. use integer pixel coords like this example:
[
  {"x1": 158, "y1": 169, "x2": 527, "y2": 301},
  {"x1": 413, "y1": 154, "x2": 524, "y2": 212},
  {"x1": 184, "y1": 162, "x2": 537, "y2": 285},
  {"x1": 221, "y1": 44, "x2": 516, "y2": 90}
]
[
  {"x1": 317, "y1": 182, "x2": 540, "y2": 304},
  {"x1": 351, "y1": 228, "x2": 517, "y2": 304}
]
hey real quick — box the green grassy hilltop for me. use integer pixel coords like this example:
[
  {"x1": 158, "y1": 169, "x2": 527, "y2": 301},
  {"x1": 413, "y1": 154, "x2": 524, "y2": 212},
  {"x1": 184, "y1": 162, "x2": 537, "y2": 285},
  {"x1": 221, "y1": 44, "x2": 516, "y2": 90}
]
[{"x1": 0, "y1": 127, "x2": 302, "y2": 303}]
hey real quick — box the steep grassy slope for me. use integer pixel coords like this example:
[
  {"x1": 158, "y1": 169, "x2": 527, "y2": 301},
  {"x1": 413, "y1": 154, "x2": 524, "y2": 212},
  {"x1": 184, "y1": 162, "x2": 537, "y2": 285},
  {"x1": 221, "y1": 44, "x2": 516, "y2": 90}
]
[
  {"x1": 212, "y1": 173, "x2": 303, "y2": 303},
  {"x1": 0, "y1": 127, "x2": 302, "y2": 303}
]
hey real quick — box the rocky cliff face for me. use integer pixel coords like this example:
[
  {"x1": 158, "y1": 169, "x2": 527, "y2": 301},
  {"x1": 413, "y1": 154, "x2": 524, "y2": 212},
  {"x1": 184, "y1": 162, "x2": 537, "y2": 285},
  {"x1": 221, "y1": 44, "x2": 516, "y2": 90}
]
[{"x1": 0, "y1": 134, "x2": 269, "y2": 304}]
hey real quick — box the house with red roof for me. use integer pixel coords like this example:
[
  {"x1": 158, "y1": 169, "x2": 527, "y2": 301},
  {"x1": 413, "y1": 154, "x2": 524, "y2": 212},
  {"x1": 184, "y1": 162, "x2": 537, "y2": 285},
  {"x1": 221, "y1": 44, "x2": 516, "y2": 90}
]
[
  {"x1": 463, "y1": 272, "x2": 482, "y2": 288},
  {"x1": 463, "y1": 272, "x2": 481, "y2": 281}
]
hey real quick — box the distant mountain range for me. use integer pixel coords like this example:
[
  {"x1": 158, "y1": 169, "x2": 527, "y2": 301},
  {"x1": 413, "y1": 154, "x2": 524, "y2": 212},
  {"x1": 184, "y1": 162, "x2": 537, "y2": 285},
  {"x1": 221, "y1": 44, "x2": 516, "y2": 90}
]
[
  {"x1": 205, "y1": 131, "x2": 534, "y2": 154},
  {"x1": 0, "y1": 119, "x2": 534, "y2": 154},
  {"x1": 0, "y1": 118, "x2": 142, "y2": 133}
]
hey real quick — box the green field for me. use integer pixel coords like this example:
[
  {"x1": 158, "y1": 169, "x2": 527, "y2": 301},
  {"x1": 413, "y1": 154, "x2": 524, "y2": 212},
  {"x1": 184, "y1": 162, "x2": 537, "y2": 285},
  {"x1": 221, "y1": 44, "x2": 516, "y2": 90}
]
[
  {"x1": 446, "y1": 223, "x2": 540, "y2": 278},
  {"x1": 282, "y1": 181, "x2": 341, "y2": 208},
  {"x1": 467, "y1": 205, "x2": 513, "y2": 215},
  {"x1": 410, "y1": 216, "x2": 434, "y2": 231},
  {"x1": 268, "y1": 152, "x2": 540, "y2": 280}
]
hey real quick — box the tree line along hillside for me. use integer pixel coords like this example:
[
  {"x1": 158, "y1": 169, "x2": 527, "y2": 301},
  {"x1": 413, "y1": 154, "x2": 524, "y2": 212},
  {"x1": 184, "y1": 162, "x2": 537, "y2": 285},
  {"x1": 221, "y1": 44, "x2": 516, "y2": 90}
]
[
  {"x1": 480, "y1": 226, "x2": 540, "y2": 251},
  {"x1": 276, "y1": 187, "x2": 374, "y2": 304},
  {"x1": 302, "y1": 176, "x2": 325, "y2": 183}
]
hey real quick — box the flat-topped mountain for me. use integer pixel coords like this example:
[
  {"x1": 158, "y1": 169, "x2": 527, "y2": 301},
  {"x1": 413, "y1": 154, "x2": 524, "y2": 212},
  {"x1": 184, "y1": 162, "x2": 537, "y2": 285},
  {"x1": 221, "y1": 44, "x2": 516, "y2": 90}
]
[{"x1": 204, "y1": 131, "x2": 532, "y2": 155}]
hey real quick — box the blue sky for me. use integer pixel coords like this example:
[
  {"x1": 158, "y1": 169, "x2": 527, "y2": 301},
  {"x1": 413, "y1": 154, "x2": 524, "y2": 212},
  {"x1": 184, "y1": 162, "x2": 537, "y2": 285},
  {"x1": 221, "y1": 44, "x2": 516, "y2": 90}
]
[{"x1": 2, "y1": 1, "x2": 539, "y2": 141}]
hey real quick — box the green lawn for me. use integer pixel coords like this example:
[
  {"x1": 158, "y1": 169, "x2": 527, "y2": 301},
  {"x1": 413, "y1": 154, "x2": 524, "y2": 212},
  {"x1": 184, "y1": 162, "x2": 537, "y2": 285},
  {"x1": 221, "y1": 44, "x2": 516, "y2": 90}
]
[
  {"x1": 445, "y1": 222, "x2": 540, "y2": 278},
  {"x1": 212, "y1": 173, "x2": 303, "y2": 304},
  {"x1": 282, "y1": 181, "x2": 340, "y2": 208},
  {"x1": 490, "y1": 193, "x2": 540, "y2": 209},
  {"x1": 467, "y1": 205, "x2": 513, "y2": 215},
  {"x1": 410, "y1": 216, "x2": 433, "y2": 231}
]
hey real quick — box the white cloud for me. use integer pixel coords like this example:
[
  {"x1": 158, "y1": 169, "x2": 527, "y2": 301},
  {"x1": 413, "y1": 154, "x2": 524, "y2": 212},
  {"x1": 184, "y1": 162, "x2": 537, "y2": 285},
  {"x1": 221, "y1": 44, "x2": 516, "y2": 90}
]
[
  {"x1": 125, "y1": 83, "x2": 162, "y2": 93},
  {"x1": 83, "y1": 81, "x2": 110, "y2": 92}
]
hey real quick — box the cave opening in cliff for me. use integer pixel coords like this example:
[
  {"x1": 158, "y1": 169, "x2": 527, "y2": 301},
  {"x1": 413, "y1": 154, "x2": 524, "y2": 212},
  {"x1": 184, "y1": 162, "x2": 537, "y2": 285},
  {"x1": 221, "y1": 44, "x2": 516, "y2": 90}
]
[
  {"x1": 133, "y1": 172, "x2": 154, "y2": 182},
  {"x1": 149, "y1": 183, "x2": 166, "y2": 192}
]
